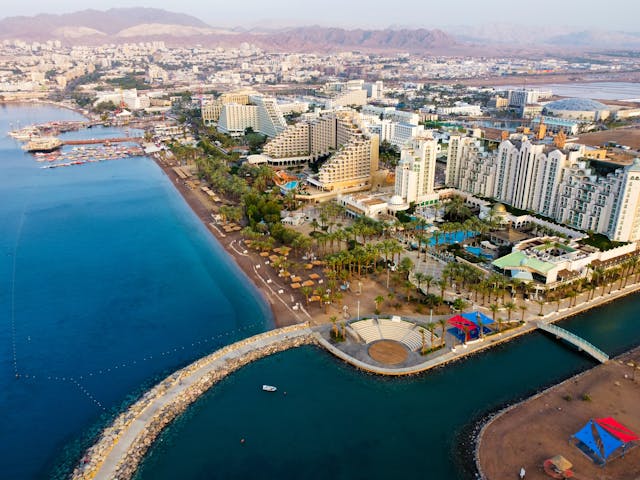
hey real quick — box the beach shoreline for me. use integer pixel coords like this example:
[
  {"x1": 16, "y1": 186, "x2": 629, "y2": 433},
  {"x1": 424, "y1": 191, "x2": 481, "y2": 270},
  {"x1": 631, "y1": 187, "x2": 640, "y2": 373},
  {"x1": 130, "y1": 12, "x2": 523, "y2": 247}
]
[
  {"x1": 151, "y1": 154, "x2": 308, "y2": 328},
  {"x1": 475, "y1": 345, "x2": 640, "y2": 480}
]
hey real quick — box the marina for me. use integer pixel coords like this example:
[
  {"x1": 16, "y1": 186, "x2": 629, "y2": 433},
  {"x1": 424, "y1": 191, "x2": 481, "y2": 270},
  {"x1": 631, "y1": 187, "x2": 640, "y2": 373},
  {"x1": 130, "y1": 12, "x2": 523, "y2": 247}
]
[{"x1": 34, "y1": 144, "x2": 145, "y2": 169}]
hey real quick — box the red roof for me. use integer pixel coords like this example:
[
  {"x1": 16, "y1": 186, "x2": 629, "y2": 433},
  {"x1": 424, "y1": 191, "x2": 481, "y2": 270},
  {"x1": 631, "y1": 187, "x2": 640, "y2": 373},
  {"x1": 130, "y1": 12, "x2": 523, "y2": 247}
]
[
  {"x1": 447, "y1": 315, "x2": 478, "y2": 330},
  {"x1": 595, "y1": 417, "x2": 639, "y2": 443}
]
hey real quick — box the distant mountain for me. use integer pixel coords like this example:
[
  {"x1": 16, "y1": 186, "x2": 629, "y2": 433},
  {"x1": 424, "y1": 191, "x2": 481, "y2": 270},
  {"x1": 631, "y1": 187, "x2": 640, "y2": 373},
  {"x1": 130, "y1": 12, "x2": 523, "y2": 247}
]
[
  {"x1": 256, "y1": 26, "x2": 453, "y2": 52},
  {"x1": 449, "y1": 23, "x2": 640, "y2": 49},
  {"x1": 0, "y1": 8, "x2": 218, "y2": 40},
  {"x1": 0, "y1": 8, "x2": 454, "y2": 52}
]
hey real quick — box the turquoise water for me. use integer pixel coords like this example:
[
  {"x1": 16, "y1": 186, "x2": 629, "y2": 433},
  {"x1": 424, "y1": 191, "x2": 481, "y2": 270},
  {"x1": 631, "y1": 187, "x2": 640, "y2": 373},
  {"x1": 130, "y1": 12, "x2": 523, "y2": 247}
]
[
  {"x1": 0, "y1": 104, "x2": 272, "y2": 479},
  {"x1": 136, "y1": 294, "x2": 640, "y2": 479}
]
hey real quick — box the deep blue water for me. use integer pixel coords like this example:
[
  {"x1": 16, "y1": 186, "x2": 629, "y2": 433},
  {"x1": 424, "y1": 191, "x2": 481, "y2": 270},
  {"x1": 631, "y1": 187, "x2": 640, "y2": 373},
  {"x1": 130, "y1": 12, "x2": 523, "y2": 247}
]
[
  {"x1": 0, "y1": 104, "x2": 272, "y2": 479},
  {"x1": 136, "y1": 289, "x2": 640, "y2": 480}
]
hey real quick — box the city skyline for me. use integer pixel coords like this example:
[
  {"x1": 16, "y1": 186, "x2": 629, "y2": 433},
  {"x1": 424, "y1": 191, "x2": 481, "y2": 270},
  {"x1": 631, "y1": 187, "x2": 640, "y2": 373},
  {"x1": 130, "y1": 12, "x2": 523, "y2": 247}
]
[{"x1": 4, "y1": 0, "x2": 640, "y2": 31}]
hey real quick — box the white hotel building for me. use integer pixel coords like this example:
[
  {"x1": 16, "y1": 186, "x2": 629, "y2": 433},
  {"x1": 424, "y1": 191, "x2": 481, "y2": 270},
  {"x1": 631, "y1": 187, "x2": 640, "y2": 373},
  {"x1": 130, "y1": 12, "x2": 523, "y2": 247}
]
[{"x1": 447, "y1": 133, "x2": 640, "y2": 242}]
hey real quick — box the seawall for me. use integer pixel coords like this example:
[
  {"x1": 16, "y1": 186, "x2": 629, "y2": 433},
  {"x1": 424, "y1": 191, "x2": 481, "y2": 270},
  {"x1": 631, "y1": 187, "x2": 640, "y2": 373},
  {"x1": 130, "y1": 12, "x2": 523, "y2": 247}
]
[{"x1": 72, "y1": 323, "x2": 314, "y2": 480}]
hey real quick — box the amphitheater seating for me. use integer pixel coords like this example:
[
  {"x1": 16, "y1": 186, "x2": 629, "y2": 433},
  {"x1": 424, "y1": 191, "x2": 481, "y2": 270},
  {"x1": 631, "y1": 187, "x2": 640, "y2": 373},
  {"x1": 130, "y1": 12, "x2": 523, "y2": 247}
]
[{"x1": 349, "y1": 318, "x2": 439, "y2": 352}]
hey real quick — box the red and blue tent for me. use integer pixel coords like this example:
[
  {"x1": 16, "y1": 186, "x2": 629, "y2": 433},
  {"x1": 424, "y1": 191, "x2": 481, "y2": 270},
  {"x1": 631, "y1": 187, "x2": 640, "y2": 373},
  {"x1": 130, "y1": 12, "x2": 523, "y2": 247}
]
[
  {"x1": 448, "y1": 312, "x2": 493, "y2": 342},
  {"x1": 572, "y1": 417, "x2": 638, "y2": 464}
]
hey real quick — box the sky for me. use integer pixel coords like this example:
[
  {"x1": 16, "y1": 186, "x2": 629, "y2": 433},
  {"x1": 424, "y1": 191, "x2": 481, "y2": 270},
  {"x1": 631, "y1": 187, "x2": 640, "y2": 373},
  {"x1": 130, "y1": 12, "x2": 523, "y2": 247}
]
[{"x1": 4, "y1": 0, "x2": 640, "y2": 31}]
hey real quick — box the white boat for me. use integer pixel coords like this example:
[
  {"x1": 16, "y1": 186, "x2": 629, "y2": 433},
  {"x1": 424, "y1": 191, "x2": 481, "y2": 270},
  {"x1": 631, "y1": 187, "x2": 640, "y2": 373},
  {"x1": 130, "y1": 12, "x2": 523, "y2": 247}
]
[{"x1": 262, "y1": 385, "x2": 277, "y2": 392}]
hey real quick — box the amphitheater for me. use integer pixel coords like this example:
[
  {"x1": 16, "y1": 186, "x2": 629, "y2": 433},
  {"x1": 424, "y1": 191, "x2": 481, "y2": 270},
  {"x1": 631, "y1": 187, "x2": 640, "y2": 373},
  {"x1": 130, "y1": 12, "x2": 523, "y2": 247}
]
[{"x1": 343, "y1": 317, "x2": 439, "y2": 367}]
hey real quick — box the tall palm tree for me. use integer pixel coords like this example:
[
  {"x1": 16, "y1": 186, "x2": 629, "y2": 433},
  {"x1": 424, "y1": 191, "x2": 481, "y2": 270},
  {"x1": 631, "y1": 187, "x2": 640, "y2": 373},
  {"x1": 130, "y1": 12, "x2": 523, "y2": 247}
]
[
  {"x1": 424, "y1": 274, "x2": 434, "y2": 295},
  {"x1": 536, "y1": 299, "x2": 545, "y2": 316},
  {"x1": 420, "y1": 328, "x2": 426, "y2": 354},
  {"x1": 426, "y1": 322, "x2": 436, "y2": 347},
  {"x1": 374, "y1": 295, "x2": 385, "y2": 311},
  {"x1": 504, "y1": 301, "x2": 517, "y2": 322},
  {"x1": 330, "y1": 316, "x2": 338, "y2": 338},
  {"x1": 519, "y1": 304, "x2": 527, "y2": 322},
  {"x1": 489, "y1": 303, "x2": 500, "y2": 322},
  {"x1": 438, "y1": 318, "x2": 447, "y2": 347},
  {"x1": 301, "y1": 286, "x2": 312, "y2": 305},
  {"x1": 438, "y1": 279, "x2": 448, "y2": 300}
]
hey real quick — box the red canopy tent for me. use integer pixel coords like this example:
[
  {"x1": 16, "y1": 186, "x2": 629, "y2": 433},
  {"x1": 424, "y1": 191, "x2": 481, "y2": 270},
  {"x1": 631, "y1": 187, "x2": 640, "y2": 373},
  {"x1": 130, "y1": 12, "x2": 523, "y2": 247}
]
[
  {"x1": 596, "y1": 417, "x2": 639, "y2": 443},
  {"x1": 447, "y1": 315, "x2": 478, "y2": 341}
]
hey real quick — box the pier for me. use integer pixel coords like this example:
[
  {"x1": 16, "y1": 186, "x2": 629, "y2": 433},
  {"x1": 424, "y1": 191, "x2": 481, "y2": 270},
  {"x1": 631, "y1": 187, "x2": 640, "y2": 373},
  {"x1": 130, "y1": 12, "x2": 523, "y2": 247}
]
[
  {"x1": 62, "y1": 137, "x2": 144, "y2": 145},
  {"x1": 536, "y1": 321, "x2": 610, "y2": 363},
  {"x1": 73, "y1": 324, "x2": 314, "y2": 480}
]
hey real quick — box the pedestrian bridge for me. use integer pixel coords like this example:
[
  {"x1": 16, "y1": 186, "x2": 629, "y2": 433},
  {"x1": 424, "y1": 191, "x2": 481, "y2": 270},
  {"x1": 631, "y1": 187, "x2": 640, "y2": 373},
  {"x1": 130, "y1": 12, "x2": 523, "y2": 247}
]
[{"x1": 536, "y1": 322, "x2": 609, "y2": 363}]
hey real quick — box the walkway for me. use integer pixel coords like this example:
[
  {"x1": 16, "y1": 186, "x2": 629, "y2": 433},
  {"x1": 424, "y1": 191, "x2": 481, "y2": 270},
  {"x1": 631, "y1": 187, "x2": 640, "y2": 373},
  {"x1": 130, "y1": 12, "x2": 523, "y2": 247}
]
[
  {"x1": 77, "y1": 324, "x2": 313, "y2": 480},
  {"x1": 536, "y1": 321, "x2": 609, "y2": 363}
]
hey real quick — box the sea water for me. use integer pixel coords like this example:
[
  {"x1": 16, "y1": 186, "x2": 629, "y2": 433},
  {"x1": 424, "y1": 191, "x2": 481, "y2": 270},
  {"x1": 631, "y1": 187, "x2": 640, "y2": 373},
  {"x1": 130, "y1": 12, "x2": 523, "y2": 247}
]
[
  {"x1": 0, "y1": 104, "x2": 272, "y2": 479},
  {"x1": 135, "y1": 282, "x2": 640, "y2": 479}
]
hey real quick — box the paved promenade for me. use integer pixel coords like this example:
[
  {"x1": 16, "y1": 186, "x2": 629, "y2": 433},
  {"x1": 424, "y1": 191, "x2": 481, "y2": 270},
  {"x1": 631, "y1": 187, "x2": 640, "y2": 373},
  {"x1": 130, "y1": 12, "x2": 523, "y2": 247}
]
[{"x1": 74, "y1": 324, "x2": 314, "y2": 480}]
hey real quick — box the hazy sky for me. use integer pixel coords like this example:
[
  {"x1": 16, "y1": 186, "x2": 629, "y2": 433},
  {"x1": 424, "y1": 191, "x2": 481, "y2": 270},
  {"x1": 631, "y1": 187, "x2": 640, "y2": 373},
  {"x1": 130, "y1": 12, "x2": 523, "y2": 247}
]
[{"x1": 5, "y1": 0, "x2": 640, "y2": 30}]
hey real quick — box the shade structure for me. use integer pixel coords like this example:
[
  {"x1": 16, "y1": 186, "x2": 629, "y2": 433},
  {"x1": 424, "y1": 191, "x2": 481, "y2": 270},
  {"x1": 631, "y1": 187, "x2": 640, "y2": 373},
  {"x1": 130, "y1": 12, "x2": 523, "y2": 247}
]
[
  {"x1": 461, "y1": 311, "x2": 494, "y2": 325},
  {"x1": 572, "y1": 418, "x2": 638, "y2": 464},
  {"x1": 448, "y1": 315, "x2": 477, "y2": 331}
]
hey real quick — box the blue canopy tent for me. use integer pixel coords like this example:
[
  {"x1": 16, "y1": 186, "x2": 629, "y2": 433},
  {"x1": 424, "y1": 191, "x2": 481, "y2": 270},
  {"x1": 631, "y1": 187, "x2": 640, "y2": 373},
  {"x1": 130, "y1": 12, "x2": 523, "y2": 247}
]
[{"x1": 572, "y1": 418, "x2": 639, "y2": 465}]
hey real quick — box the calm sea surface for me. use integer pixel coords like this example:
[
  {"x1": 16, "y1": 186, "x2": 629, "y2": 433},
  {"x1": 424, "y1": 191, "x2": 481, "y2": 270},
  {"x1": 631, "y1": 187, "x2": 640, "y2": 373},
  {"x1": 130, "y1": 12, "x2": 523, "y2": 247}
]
[
  {"x1": 3, "y1": 104, "x2": 640, "y2": 480},
  {"x1": 0, "y1": 104, "x2": 272, "y2": 479}
]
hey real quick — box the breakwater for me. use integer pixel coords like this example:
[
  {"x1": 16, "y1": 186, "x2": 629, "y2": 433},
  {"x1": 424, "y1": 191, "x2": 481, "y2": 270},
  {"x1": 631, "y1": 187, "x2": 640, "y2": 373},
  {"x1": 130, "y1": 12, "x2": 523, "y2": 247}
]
[{"x1": 72, "y1": 324, "x2": 314, "y2": 480}]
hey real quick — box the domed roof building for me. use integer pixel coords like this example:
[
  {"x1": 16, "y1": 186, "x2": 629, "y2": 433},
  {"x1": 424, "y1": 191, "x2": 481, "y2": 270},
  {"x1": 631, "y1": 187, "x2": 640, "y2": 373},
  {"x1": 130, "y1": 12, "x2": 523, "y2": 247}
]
[{"x1": 543, "y1": 97, "x2": 611, "y2": 122}]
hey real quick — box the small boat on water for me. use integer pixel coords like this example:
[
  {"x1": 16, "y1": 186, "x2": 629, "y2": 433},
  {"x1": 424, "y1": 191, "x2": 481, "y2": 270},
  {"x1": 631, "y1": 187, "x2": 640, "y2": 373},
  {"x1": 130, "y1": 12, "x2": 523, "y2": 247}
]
[{"x1": 262, "y1": 385, "x2": 277, "y2": 392}]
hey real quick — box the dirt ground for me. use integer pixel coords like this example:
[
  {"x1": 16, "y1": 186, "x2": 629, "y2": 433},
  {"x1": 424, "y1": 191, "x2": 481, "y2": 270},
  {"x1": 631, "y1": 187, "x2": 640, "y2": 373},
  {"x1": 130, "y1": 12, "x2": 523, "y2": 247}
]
[
  {"x1": 577, "y1": 126, "x2": 640, "y2": 152},
  {"x1": 478, "y1": 348, "x2": 640, "y2": 480}
]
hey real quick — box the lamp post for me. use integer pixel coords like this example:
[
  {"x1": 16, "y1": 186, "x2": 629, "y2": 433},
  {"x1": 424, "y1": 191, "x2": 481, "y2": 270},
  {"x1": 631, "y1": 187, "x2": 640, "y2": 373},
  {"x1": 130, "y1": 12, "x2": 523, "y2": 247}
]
[{"x1": 357, "y1": 300, "x2": 360, "y2": 321}]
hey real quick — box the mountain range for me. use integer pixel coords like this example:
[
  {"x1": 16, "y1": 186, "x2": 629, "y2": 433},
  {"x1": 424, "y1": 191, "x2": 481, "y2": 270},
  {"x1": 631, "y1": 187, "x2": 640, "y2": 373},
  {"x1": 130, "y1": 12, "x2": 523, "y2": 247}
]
[{"x1": 1, "y1": 8, "x2": 639, "y2": 52}]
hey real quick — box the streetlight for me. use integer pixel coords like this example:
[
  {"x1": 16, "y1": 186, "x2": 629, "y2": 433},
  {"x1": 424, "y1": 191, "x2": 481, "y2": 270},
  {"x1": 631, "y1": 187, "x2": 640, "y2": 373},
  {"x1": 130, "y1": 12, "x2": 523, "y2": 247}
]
[{"x1": 357, "y1": 300, "x2": 360, "y2": 321}]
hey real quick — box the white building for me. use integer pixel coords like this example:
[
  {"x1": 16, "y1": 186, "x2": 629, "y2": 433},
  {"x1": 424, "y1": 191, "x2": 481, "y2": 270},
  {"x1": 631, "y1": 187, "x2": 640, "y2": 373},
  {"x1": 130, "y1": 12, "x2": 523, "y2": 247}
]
[
  {"x1": 217, "y1": 94, "x2": 286, "y2": 138},
  {"x1": 394, "y1": 134, "x2": 438, "y2": 205},
  {"x1": 447, "y1": 132, "x2": 640, "y2": 242}
]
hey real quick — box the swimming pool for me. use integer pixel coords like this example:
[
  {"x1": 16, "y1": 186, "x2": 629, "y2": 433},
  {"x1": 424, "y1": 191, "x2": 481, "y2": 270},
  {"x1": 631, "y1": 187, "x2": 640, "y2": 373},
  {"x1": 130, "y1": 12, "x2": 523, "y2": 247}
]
[{"x1": 280, "y1": 181, "x2": 299, "y2": 192}]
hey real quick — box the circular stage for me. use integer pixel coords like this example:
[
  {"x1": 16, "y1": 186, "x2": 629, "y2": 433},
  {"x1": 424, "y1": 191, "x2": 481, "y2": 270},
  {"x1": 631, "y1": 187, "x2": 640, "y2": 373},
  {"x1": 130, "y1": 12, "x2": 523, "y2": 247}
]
[{"x1": 368, "y1": 340, "x2": 409, "y2": 365}]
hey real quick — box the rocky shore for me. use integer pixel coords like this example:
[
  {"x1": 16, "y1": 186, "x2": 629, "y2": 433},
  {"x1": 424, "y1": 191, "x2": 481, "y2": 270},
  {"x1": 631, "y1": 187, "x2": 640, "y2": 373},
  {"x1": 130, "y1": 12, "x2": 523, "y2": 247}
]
[{"x1": 72, "y1": 324, "x2": 314, "y2": 480}]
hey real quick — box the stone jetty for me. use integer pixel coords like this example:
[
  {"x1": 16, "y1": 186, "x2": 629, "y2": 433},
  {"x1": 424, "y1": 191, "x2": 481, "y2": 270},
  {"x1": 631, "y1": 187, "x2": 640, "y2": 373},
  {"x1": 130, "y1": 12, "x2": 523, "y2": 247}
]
[{"x1": 72, "y1": 323, "x2": 314, "y2": 480}]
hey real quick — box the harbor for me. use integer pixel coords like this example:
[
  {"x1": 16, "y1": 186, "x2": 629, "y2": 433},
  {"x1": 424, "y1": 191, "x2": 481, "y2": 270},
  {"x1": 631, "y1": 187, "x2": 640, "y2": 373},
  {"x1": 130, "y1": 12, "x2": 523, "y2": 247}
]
[{"x1": 34, "y1": 144, "x2": 145, "y2": 169}]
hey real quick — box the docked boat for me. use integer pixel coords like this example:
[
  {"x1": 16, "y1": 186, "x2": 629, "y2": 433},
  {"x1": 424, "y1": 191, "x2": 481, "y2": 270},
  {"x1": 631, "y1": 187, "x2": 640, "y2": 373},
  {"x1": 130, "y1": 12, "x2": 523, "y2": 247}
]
[
  {"x1": 262, "y1": 385, "x2": 277, "y2": 392},
  {"x1": 23, "y1": 137, "x2": 63, "y2": 153}
]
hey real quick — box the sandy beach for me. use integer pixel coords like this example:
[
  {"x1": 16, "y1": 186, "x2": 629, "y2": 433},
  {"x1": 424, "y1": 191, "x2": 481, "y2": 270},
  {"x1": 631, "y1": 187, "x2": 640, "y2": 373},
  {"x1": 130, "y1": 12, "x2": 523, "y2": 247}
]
[
  {"x1": 153, "y1": 155, "x2": 309, "y2": 327},
  {"x1": 477, "y1": 347, "x2": 640, "y2": 480}
]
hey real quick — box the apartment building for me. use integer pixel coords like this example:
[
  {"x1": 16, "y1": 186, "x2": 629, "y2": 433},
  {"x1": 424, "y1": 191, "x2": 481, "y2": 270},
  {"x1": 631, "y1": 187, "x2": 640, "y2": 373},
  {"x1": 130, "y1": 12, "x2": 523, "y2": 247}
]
[
  {"x1": 447, "y1": 133, "x2": 640, "y2": 242},
  {"x1": 394, "y1": 134, "x2": 438, "y2": 205}
]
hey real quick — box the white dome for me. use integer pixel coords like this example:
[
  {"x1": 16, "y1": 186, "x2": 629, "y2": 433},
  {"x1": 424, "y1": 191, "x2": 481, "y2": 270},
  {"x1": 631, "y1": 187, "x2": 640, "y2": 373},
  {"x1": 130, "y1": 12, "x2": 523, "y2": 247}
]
[{"x1": 389, "y1": 195, "x2": 404, "y2": 206}]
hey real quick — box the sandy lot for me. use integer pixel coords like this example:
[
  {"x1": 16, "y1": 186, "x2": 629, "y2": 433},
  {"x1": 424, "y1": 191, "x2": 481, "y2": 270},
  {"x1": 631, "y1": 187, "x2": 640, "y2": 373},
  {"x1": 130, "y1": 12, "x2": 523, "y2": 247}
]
[{"x1": 478, "y1": 348, "x2": 640, "y2": 480}]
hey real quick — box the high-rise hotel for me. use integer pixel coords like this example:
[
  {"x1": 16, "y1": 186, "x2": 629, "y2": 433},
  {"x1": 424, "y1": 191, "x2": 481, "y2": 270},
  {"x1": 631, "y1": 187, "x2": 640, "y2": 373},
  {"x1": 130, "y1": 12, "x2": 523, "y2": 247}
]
[{"x1": 446, "y1": 133, "x2": 640, "y2": 242}]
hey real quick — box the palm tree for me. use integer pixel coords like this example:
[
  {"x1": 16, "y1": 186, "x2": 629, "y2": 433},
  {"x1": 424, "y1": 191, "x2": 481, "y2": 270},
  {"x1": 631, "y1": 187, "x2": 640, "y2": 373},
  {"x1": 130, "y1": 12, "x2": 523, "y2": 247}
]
[
  {"x1": 374, "y1": 295, "x2": 385, "y2": 312},
  {"x1": 489, "y1": 303, "x2": 500, "y2": 322},
  {"x1": 404, "y1": 281, "x2": 414, "y2": 302},
  {"x1": 426, "y1": 321, "x2": 436, "y2": 347},
  {"x1": 438, "y1": 318, "x2": 447, "y2": 347},
  {"x1": 504, "y1": 301, "x2": 517, "y2": 322},
  {"x1": 519, "y1": 304, "x2": 528, "y2": 322},
  {"x1": 424, "y1": 274, "x2": 434, "y2": 295},
  {"x1": 301, "y1": 286, "x2": 312, "y2": 305},
  {"x1": 414, "y1": 272, "x2": 426, "y2": 290},
  {"x1": 438, "y1": 279, "x2": 448, "y2": 300},
  {"x1": 330, "y1": 316, "x2": 338, "y2": 338},
  {"x1": 310, "y1": 218, "x2": 319, "y2": 235},
  {"x1": 420, "y1": 328, "x2": 427, "y2": 354}
]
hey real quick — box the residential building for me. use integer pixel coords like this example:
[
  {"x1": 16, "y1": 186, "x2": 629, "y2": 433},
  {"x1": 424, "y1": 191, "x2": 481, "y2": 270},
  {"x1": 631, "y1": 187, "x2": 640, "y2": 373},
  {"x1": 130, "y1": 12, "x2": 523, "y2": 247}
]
[{"x1": 394, "y1": 134, "x2": 438, "y2": 205}]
